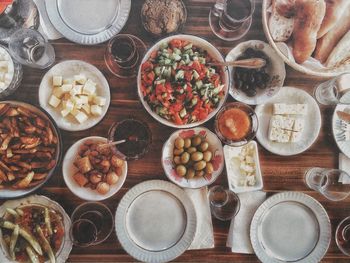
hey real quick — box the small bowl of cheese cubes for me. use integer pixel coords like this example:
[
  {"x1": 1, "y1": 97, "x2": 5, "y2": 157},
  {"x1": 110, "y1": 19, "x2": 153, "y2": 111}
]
[
  {"x1": 39, "y1": 60, "x2": 110, "y2": 131},
  {"x1": 0, "y1": 45, "x2": 23, "y2": 99}
]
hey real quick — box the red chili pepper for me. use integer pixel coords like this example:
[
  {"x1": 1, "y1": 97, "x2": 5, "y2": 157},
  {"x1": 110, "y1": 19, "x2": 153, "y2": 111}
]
[{"x1": 173, "y1": 113, "x2": 183, "y2": 125}]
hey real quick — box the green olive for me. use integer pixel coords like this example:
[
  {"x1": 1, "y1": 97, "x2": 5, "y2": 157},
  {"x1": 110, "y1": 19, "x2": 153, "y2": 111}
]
[
  {"x1": 191, "y1": 152, "x2": 204, "y2": 162},
  {"x1": 205, "y1": 162, "x2": 214, "y2": 174},
  {"x1": 176, "y1": 165, "x2": 187, "y2": 177},
  {"x1": 180, "y1": 152, "x2": 190, "y2": 164},
  {"x1": 191, "y1": 136, "x2": 202, "y2": 147},
  {"x1": 195, "y1": 170, "x2": 204, "y2": 177},
  {"x1": 187, "y1": 147, "x2": 197, "y2": 154},
  {"x1": 199, "y1": 141, "x2": 209, "y2": 152},
  {"x1": 173, "y1": 156, "x2": 181, "y2": 165},
  {"x1": 184, "y1": 138, "x2": 191, "y2": 148},
  {"x1": 203, "y1": 151, "x2": 213, "y2": 162},
  {"x1": 186, "y1": 169, "x2": 195, "y2": 179},
  {"x1": 194, "y1": 160, "x2": 207, "y2": 171},
  {"x1": 173, "y1": 148, "x2": 184, "y2": 156},
  {"x1": 174, "y1": 137, "x2": 185, "y2": 149}
]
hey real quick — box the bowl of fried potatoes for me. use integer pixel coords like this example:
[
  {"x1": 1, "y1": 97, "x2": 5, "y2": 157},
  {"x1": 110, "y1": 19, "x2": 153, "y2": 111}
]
[{"x1": 0, "y1": 101, "x2": 62, "y2": 199}]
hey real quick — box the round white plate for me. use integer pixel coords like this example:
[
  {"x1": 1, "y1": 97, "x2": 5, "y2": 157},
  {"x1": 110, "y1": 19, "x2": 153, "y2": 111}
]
[
  {"x1": 39, "y1": 60, "x2": 110, "y2": 131},
  {"x1": 162, "y1": 127, "x2": 224, "y2": 189},
  {"x1": 250, "y1": 192, "x2": 331, "y2": 263},
  {"x1": 137, "y1": 34, "x2": 229, "y2": 128},
  {"x1": 0, "y1": 195, "x2": 72, "y2": 263},
  {"x1": 62, "y1": 136, "x2": 127, "y2": 201},
  {"x1": 255, "y1": 87, "x2": 321, "y2": 156},
  {"x1": 226, "y1": 40, "x2": 285, "y2": 105},
  {"x1": 46, "y1": 0, "x2": 131, "y2": 45},
  {"x1": 115, "y1": 180, "x2": 197, "y2": 263}
]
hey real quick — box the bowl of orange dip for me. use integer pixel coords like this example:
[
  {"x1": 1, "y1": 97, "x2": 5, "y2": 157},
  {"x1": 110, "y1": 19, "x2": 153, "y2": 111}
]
[{"x1": 215, "y1": 102, "x2": 258, "y2": 146}]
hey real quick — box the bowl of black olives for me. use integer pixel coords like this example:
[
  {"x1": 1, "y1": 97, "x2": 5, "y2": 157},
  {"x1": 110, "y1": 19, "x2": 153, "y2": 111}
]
[{"x1": 226, "y1": 40, "x2": 286, "y2": 105}]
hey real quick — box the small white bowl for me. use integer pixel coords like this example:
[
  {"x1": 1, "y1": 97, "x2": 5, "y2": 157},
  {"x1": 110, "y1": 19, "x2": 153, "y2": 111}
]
[
  {"x1": 62, "y1": 136, "x2": 127, "y2": 201},
  {"x1": 162, "y1": 127, "x2": 224, "y2": 188},
  {"x1": 39, "y1": 60, "x2": 110, "y2": 131},
  {"x1": 223, "y1": 141, "x2": 263, "y2": 193},
  {"x1": 226, "y1": 40, "x2": 285, "y2": 105}
]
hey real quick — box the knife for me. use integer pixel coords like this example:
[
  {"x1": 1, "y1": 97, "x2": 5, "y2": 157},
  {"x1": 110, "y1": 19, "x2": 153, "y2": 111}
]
[{"x1": 337, "y1": 111, "x2": 350, "y2": 122}]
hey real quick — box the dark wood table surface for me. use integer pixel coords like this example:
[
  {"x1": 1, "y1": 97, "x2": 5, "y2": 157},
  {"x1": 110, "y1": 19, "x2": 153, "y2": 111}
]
[{"x1": 4, "y1": 0, "x2": 350, "y2": 262}]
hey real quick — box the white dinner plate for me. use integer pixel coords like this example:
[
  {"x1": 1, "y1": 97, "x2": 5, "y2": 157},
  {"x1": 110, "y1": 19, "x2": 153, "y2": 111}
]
[
  {"x1": 226, "y1": 40, "x2": 285, "y2": 105},
  {"x1": 38, "y1": 60, "x2": 110, "y2": 131},
  {"x1": 0, "y1": 195, "x2": 72, "y2": 263},
  {"x1": 62, "y1": 136, "x2": 127, "y2": 201},
  {"x1": 250, "y1": 192, "x2": 331, "y2": 263},
  {"x1": 45, "y1": 0, "x2": 131, "y2": 45},
  {"x1": 255, "y1": 87, "x2": 321, "y2": 156},
  {"x1": 115, "y1": 180, "x2": 197, "y2": 263}
]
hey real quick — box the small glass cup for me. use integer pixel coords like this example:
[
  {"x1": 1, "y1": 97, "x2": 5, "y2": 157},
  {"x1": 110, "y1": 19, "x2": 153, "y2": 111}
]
[
  {"x1": 108, "y1": 118, "x2": 152, "y2": 161},
  {"x1": 336, "y1": 216, "x2": 350, "y2": 256},
  {"x1": 314, "y1": 73, "x2": 350, "y2": 105},
  {"x1": 305, "y1": 167, "x2": 350, "y2": 201},
  {"x1": 214, "y1": 102, "x2": 258, "y2": 147},
  {"x1": 208, "y1": 185, "x2": 240, "y2": 221},
  {"x1": 8, "y1": 28, "x2": 55, "y2": 69},
  {"x1": 209, "y1": 0, "x2": 255, "y2": 41},
  {"x1": 70, "y1": 202, "x2": 113, "y2": 247},
  {"x1": 104, "y1": 34, "x2": 146, "y2": 79}
]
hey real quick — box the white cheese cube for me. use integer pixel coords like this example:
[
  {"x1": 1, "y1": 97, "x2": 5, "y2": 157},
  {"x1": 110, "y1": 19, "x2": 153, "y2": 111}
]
[
  {"x1": 93, "y1": 96, "x2": 106, "y2": 106},
  {"x1": 82, "y1": 80, "x2": 96, "y2": 95},
  {"x1": 70, "y1": 108, "x2": 80, "y2": 117},
  {"x1": 75, "y1": 111, "x2": 88, "y2": 124},
  {"x1": 53, "y1": 76, "x2": 63, "y2": 86},
  {"x1": 74, "y1": 74, "x2": 87, "y2": 85},
  {"x1": 91, "y1": 105, "x2": 102, "y2": 116},
  {"x1": 81, "y1": 104, "x2": 91, "y2": 114},
  {"x1": 69, "y1": 85, "x2": 82, "y2": 97},
  {"x1": 61, "y1": 84, "x2": 73, "y2": 92},
  {"x1": 48, "y1": 95, "x2": 61, "y2": 108},
  {"x1": 74, "y1": 85, "x2": 83, "y2": 94},
  {"x1": 79, "y1": 95, "x2": 89, "y2": 104},
  {"x1": 63, "y1": 78, "x2": 74, "y2": 84},
  {"x1": 60, "y1": 109, "x2": 70, "y2": 117},
  {"x1": 63, "y1": 99, "x2": 74, "y2": 112},
  {"x1": 88, "y1": 94, "x2": 96, "y2": 103},
  {"x1": 52, "y1": 87, "x2": 65, "y2": 98}
]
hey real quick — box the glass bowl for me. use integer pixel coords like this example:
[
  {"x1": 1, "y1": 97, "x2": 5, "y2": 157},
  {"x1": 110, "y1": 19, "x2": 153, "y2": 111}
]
[{"x1": 214, "y1": 102, "x2": 258, "y2": 147}]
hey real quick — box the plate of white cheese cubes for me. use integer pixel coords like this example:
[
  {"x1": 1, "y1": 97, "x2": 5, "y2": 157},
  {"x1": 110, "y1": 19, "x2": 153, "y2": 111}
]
[
  {"x1": 39, "y1": 60, "x2": 110, "y2": 131},
  {"x1": 255, "y1": 86, "x2": 321, "y2": 156},
  {"x1": 224, "y1": 141, "x2": 263, "y2": 193}
]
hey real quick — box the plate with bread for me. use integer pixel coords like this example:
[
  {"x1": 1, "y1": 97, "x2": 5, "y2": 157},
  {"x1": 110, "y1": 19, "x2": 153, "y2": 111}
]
[
  {"x1": 262, "y1": 0, "x2": 350, "y2": 77},
  {"x1": 255, "y1": 87, "x2": 321, "y2": 156}
]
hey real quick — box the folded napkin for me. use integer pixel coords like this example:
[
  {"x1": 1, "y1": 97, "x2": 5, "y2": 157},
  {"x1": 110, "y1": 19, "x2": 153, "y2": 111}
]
[
  {"x1": 339, "y1": 153, "x2": 350, "y2": 184},
  {"x1": 33, "y1": 0, "x2": 63, "y2": 40},
  {"x1": 226, "y1": 191, "x2": 266, "y2": 254},
  {"x1": 185, "y1": 187, "x2": 214, "y2": 250}
]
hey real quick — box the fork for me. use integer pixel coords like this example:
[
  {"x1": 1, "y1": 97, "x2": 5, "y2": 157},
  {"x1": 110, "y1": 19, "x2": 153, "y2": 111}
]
[
  {"x1": 336, "y1": 120, "x2": 350, "y2": 131},
  {"x1": 336, "y1": 131, "x2": 350, "y2": 141}
]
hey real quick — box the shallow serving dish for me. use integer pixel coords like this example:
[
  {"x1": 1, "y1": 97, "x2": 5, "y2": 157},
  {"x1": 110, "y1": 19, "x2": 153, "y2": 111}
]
[
  {"x1": 62, "y1": 136, "x2": 127, "y2": 201},
  {"x1": 226, "y1": 40, "x2": 285, "y2": 105},
  {"x1": 137, "y1": 34, "x2": 230, "y2": 128}
]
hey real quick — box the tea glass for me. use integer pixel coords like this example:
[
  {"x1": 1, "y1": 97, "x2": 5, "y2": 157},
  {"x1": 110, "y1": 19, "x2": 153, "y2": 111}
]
[
  {"x1": 336, "y1": 216, "x2": 350, "y2": 256},
  {"x1": 209, "y1": 0, "x2": 255, "y2": 41}
]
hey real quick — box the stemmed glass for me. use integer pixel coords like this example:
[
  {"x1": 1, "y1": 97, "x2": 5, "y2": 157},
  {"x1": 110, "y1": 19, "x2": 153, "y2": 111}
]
[
  {"x1": 305, "y1": 167, "x2": 350, "y2": 201},
  {"x1": 209, "y1": 0, "x2": 255, "y2": 41}
]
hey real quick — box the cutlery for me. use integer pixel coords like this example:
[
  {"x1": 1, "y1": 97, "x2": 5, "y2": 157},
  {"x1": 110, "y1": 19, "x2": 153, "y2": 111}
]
[
  {"x1": 336, "y1": 131, "x2": 350, "y2": 142},
  {"x1": 336, "y1": 120, "x2": 350, "y2": 131},
  {"x1": 337, "y1": 111, "x2": 350, "y2": 122},
  {"x1": 208, "y1": 58, "x2": 266, "y2": 69}
]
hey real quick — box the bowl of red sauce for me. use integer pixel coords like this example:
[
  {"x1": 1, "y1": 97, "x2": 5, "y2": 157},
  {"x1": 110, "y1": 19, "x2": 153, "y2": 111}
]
[{"x1": 214, "y1": 102, "x2": 258, "y2": 146}]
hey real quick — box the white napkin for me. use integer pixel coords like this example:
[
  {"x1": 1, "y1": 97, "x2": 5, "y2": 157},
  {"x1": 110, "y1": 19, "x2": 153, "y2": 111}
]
[
  {"x1": 33, "y1": 0, "x2": 63, "y2": 40},
  {"x1": 185, "y1": 187, "x2": 214, "y2": 250},
  {"x1": 226, "y1": 191, "x2": 266, "y2": 254},
  {"x1": 339, "y1": 153, "x2": 350, "y2": 184}
]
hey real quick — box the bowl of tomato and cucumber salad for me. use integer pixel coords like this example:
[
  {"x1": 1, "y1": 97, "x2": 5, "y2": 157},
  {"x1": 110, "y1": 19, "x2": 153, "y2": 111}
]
[{"x1": 138, "y1": 34, "x2": 229, "y2": 128}]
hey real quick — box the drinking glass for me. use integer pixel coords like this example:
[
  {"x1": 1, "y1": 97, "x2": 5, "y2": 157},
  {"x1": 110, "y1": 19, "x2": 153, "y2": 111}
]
[
  {"x1": 209, "y1": 0, "x2": 255, "y2": 41},
  {"x1": 208, "y1": 185, "x2": 240, "y2": 221},
  {"x1": 314, "y1": 73, "x2": 350, "y2": 105},
  {"x1": 70, "y1": 202, "x2": 114, "y2": 247},
  {"x1": 305, "y1": 167, "x2": 350, "y2": 201},
  {"x1": 8, "y1": 28, "x2": 55, "y2": 69},
  {"x1": 336, "y1": 216, "x2": 350, "y2": 256},
  {"x1": 104, "y1": 34, "x2": 146, "y2": 79}
]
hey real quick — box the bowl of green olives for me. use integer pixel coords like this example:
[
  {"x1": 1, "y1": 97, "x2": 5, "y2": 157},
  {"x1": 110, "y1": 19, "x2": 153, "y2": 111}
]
[
  {"x1": 162, "y1": 127, "x2": 224, "y2": 188},
  {"x1": 226, "y1": 40, "x2": 286, "y2": 105}
]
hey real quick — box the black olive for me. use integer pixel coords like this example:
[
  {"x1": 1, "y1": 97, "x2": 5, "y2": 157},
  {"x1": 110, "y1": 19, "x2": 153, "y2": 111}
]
[
  {"x1": 262, "y1": 73, "x2": 270, "y2": 82},
  {"x1": 242, "y1": 84, "x2": 250, "y2": 91},
  {"x1": 246, "y1": 88, "x2": 257, "y2": 97}
]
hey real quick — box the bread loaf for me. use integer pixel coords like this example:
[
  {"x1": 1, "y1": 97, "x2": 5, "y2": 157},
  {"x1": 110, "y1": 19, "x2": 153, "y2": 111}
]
[
  {"x1": 269, "y1": 2, "x2": 294, "y2": 42},
  {"x1": 326, "y1": 30, "x2": 350, "y2": 68}
]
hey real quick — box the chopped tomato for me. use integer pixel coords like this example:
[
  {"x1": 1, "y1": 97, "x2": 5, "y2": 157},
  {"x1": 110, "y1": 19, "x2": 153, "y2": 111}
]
[{"x1": 170, "y1": 39, "x2": 183, "y2": 49}]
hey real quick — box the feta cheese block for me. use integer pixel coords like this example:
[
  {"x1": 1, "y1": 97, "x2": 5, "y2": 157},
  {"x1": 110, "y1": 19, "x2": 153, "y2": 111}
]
[
  {"x1": 290, "y1": 131, "x2": 302, "y2": 143},
  {"x1": 273, "y1": 103, "x2": 308, "y2": 115}
]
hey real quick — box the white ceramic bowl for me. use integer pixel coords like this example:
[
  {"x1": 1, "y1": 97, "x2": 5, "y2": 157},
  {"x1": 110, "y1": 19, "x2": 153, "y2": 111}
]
[
  {"x1": 226, "y1": 40, "x2": 285, "y2": 105},
  {"x1": 62, "y1": 136, "x2": 127, "y2": 201},
  {"x1": 38, "y1": 60, "x2": 110, "y2": 131},
  {"x1": 137, "y1": 34, "x2": 229, "y2": 128},
  {"x1": 162, "y1": 127, "x2": 224, "y2": 188},
  {"x1": 262, "y1": 0, "x2": 349, "y2": 77}
]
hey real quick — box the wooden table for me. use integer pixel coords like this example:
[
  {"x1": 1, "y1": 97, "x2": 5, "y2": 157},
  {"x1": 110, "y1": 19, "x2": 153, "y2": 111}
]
[{"x1": 5, "y1": 0, "x2": 350, "y2": 262}]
